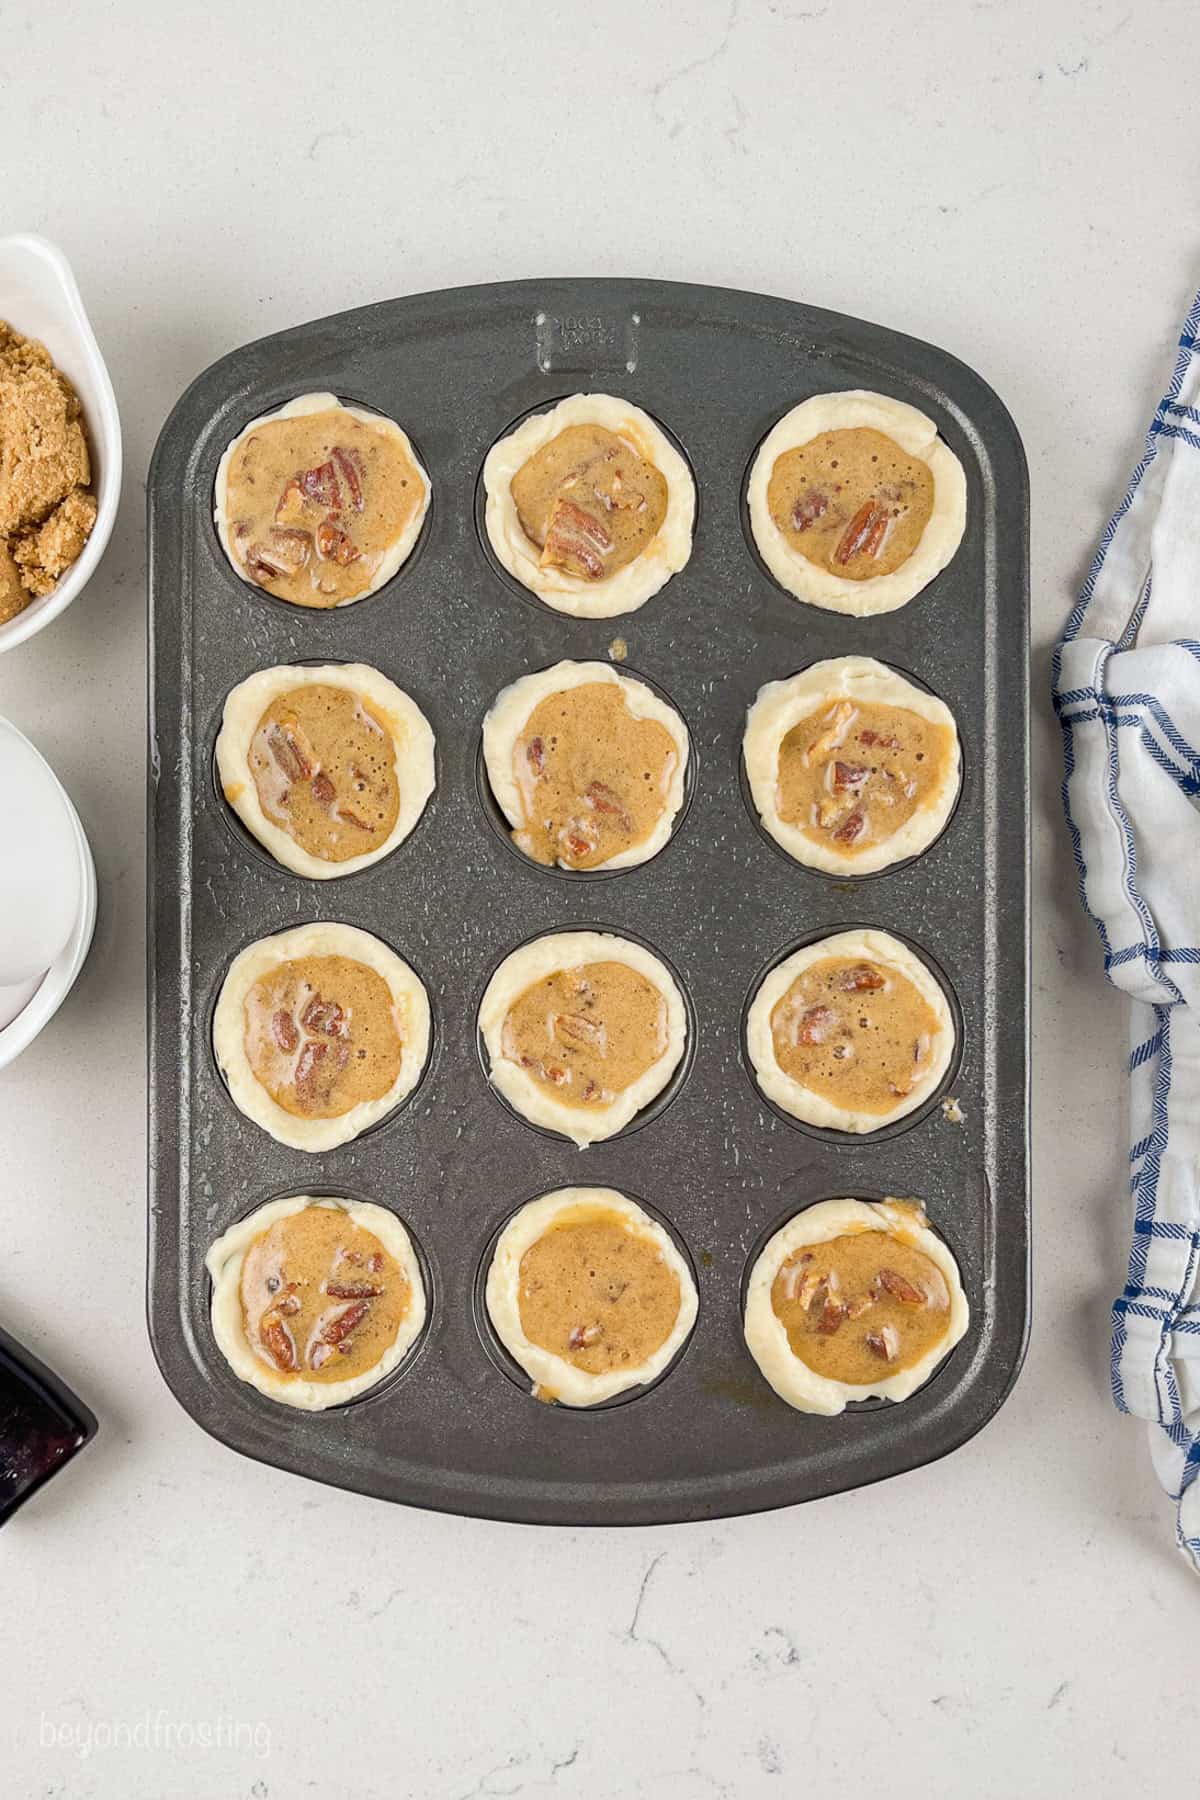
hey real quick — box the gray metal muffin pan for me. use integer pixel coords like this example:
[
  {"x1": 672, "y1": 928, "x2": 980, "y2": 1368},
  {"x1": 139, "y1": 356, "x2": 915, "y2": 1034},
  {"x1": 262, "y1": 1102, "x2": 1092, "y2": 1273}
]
[{"x1": 147, "y1": 278, "x2": 1029, "y2": 1525}]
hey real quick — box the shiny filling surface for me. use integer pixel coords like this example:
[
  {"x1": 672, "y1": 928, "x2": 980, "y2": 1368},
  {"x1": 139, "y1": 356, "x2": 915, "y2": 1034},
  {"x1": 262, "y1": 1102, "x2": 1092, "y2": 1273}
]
[
  {"x1": 243, "y1": 683, "x2": 400, "y2": 862},
  {"x1": 224, "y1": 408, "x2": 423, "y2": 607},
  {"x1": 501, "y1": 959, "x2": 669, "y2": 1109},
  {"x1": 243, "y1": 954, "x2": 403, "y2": 1119},
  {"x1": 770, "y1": 1226, "x2": 950, "y2": 1384},
  {"x1": 517, "y1": 1207, "x2": 681, "y2": 1377},
  {"x1": 769, "y1": 955, "x2": 942, "y2": 1116},
  {"x1": 776, "y1": 696, "x2": 955, "y2": 857},
  {"x1": 510, "y1": 424, "x2": 668, "y2": 582},
  {"x1": 767, "y1": 427, "x2": 934, "y2": 580},
  {"x1": 511, "y1": 682, "x2": 678, "y2": 868},
  {"x1": 240, "y1": 1206, "x2": 411, "y2": 1383}
]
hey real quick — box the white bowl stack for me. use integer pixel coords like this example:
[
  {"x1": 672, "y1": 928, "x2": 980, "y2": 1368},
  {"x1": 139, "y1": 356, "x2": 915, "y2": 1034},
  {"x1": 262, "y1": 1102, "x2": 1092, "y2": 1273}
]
[{"x1": 0, "y1": 236, "x2": 115, "y2": 1061}]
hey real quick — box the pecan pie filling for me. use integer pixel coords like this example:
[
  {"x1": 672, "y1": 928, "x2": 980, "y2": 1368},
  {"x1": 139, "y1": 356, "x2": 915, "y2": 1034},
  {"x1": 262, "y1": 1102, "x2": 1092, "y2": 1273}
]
[
  {"x1": 767, "y1": 427, "x2": 935, "y2": 580},
  {"x1": 512, "y1": 682, "x2": 678, "y2": 868},
  {"x1": 776, "y1": 697, "x2": 955, "y2": 857},
  {"x1": 770, "y1": 955, "x2": 942, "y2": 1116},
  {"x1": 240, "y1": 1206, "x2": 412, "y2": 1383},
  {"x1": 245, "y1": 683, "x2": 400, "y2": 862},
  {"x1": 243, "y1": 954, "x2": 403, "y2": 1120},
  {"x1": 509, "y1": 424, "x2": 668, "y2": 583},
  {"x1": 517, "y1": 1207, "x2": 681, "y2": 1374},
  {"x1": 223, "y1": 409, "x2": 423, "y2": 607},
  {"x1": 771, "y1": 1224, "x2": 951, "y2": 1383},
  {"x1": 500, "y1": 960, "x2": 669, "y2": 1107}
]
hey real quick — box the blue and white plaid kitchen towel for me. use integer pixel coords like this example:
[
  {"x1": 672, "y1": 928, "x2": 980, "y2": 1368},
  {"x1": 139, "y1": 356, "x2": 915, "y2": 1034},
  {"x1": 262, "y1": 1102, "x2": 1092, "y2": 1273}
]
[{"x1": 1054, "y1": 286, "x2": 1200, "y2": 1572}]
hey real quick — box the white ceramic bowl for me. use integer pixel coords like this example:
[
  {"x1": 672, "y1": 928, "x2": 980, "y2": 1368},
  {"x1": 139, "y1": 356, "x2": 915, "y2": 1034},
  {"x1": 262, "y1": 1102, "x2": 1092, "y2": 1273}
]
[
  {"x1": 0, "y1": 719, "x2": 96, "y2": 1071},
  {"x1": 0, "y1": 234, "x2": 121, "y2": 653}
]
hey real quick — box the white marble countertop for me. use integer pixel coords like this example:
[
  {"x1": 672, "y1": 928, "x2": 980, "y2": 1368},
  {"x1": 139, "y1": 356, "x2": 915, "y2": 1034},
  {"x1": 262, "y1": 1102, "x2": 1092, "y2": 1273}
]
[{"x1": 3, "y1": 2, "x2": 1196, "y2": 1794}]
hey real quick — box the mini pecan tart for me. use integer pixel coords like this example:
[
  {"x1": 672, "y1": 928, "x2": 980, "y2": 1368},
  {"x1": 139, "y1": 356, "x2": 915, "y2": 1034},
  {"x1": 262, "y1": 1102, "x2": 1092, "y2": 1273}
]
[
  {"x1": 743, "y1": 656, "x2": 960, "y2": 875},
  {"x1": 482, "y1": 394, "x2": 695, "y2": 617},
  {"x1": 213, "y1": 923, "x2": 431, "y2": 1152},
  {"x1": 482, "y1": 660, "x2": 689, "y2": 872},
  {"x1": 216, "y1": 662, "x2": 435, "y2": 879},
  {"x1": 746, "y1": 928, "x2": 955, "y2": 1133},
  {"x1": 214, "y1": 392, "x2": 430, "y2": 608},
  {"x1": 486, "y1": 1187, "x2": 697, "y2": 1406},
  {"x1": 746, "y1": 390, "x2": 966, "y2": 615},
  {"x1": 207, "y1": 1195, "x2": 427, "y2": 1410},
  {"x1": 478, "y1": 929, "x2": 687, "y2": 1147},
  {"x1": 743, "y1": 1197, "x2": 968, "y2": 1415}
]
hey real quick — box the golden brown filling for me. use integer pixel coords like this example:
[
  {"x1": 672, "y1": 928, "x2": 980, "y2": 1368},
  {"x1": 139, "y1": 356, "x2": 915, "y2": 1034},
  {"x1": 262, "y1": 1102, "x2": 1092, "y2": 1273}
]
[
  {"x1": 776, "y1": 696, "x2": 955, "y2": 857},
  {"x1": 767, "y1": 427, "x2": 934, "y2": 580},
  {"x1": 224, "y1": 408, "x2": 423, "y2": 608},
  {"x1": 240, "y1": 1205, "x2": 411, "y2": 1383},
  {"x1": 243, "y1": 954, "x2": 403, "y2": 1120},
  {"x1": 770, "y1": 955, "x2": 941, "y2": 1116},
  {"x1": 518, "y1": 1207, "x2": 681, "y2": 1376},
  {"x1": 771, "y1": 1226, "x2": 950, "y2": 1383},
  {"x1": 510, "y1": 424, "x2": 668, "y2": 582},
  {"x1": 511, "y1": 682, "x2": 678, "y2": 868},
  {"x1": 501, "y1": 960, "x2": 668, "y2": 1108},
  {"x1": 241, "y1": 683, "x2": 400, "y2": 863}
]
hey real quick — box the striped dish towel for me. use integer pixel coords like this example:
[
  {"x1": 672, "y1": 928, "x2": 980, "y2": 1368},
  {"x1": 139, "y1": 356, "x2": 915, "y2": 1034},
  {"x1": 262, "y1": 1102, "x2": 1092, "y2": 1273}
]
[{"x1": 1054, "y1": 286, "x2": 1200, "y2": 1572}]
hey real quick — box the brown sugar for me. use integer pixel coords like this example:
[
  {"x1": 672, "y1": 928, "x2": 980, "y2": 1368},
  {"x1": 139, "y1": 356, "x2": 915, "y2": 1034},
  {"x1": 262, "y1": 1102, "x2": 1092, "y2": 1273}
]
[{"x1": 0, "y1": 321, "x2": 97, "y2": 618}]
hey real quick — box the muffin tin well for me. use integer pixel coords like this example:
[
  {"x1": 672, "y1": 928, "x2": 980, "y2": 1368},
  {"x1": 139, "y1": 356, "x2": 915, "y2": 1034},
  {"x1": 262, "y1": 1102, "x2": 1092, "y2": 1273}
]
[{"x1": 148, "y1": 278, "x2": 1028, "y2": 1524}]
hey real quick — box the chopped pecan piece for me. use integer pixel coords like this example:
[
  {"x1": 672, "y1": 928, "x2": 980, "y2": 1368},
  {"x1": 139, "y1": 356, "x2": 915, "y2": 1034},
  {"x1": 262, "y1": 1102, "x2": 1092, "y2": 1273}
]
[
  {"x1": 875, "y1": 1267, "x2": 927, "y2": 1306},
  {"x1": 858, "y1": 728, "x2": 901, "y2": 750},
  {"x1": 272, "y1": 1008, "x2": 299, "y2": 1054},
  {"x1": 778, "y1": 1252, "x2": 815, "y2": 1303},
  {"x1": 804, "y1": 701, "x2": 857, "y2": 766},
  {"x1": 553, "y1": 1012, "x2": 606, "y2": 1050},
  {"x1": 832, "y1": 810, "x2": 866, "y2": 845},
  {"x1": 559, "y1": 814, "x2": 600, "y2": 862},
  {"x1": 791, "y1": 487, "x2": 829, "y2": 531},
  {"x1": 865, "y1": 1324, "x2": 901, "y2": 1362},
  {"x1": 525, "y1": 736, "x2": 545, "y2": 776},
  {"x1": 267, "y1": 720, "x2": 315, "y2": 781},
  {"x1": 315, "y1": 518, "x2": 360, "y2": 565},
  {"x1": 294, "y1": 1039, "x2": 329, "y2": 1102},
  {"x1": 834, "y1": 501, "x2": 888, "y2": 565},
  {"x1": 273, "y1": 526, "x2": 311, "y2": 566},
  {"x1": 840, "y1": 962, "x2": 886, "y2": 992},
  {"x1": 325, "y1": 1280, "x2": 385, "y2": 1300},
  {"x1": 301, "y1": 995, "x2": 346, "y2": 1036},
  {"x1": 585, "y1": 780, "x2": 633, "y2": 832},
  {"x1": 310, "y1": 769, "x2": 336, "y2": 806},
  {"x1": 300, "y1": 460, "x2": 342, "y2": 510},
  {"x1": 334, "y1": 805, "x2": 374, "y2": 832},
  {"x1": 251, "y1": 526, "x2": 312, "y2": 572},
  {"x1": 540, "y1": 496, "x2": 613, "y2": 580},
  {"x1": 568, "y1": 1323, "x2": 602, "y2": 1350},
  {"x1": 259, "y1": 1311, "x2": 297, "y2": 1372},
  {"x1": 331, "y1": 446, "x2": 364, "y2": 512},
  {"x1": 320, "y1": 1299, "x2": 371, "y2": 1346},
  {"x1": 815, "y1": 1294, "x2": 848, "y2": 1335},
  {"x1": 797, "y1": 1004, "x2": 835, "y2": 1046},
  {"x1": 832, "y1": 761, "x2": 869, "y2": 793}
]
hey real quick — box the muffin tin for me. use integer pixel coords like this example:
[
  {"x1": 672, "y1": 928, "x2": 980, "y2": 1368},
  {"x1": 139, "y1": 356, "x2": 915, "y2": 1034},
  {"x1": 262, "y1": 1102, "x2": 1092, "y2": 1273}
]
[{"x1": 147, "y1": 278, "x2": 1029, "y2": 1524}]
